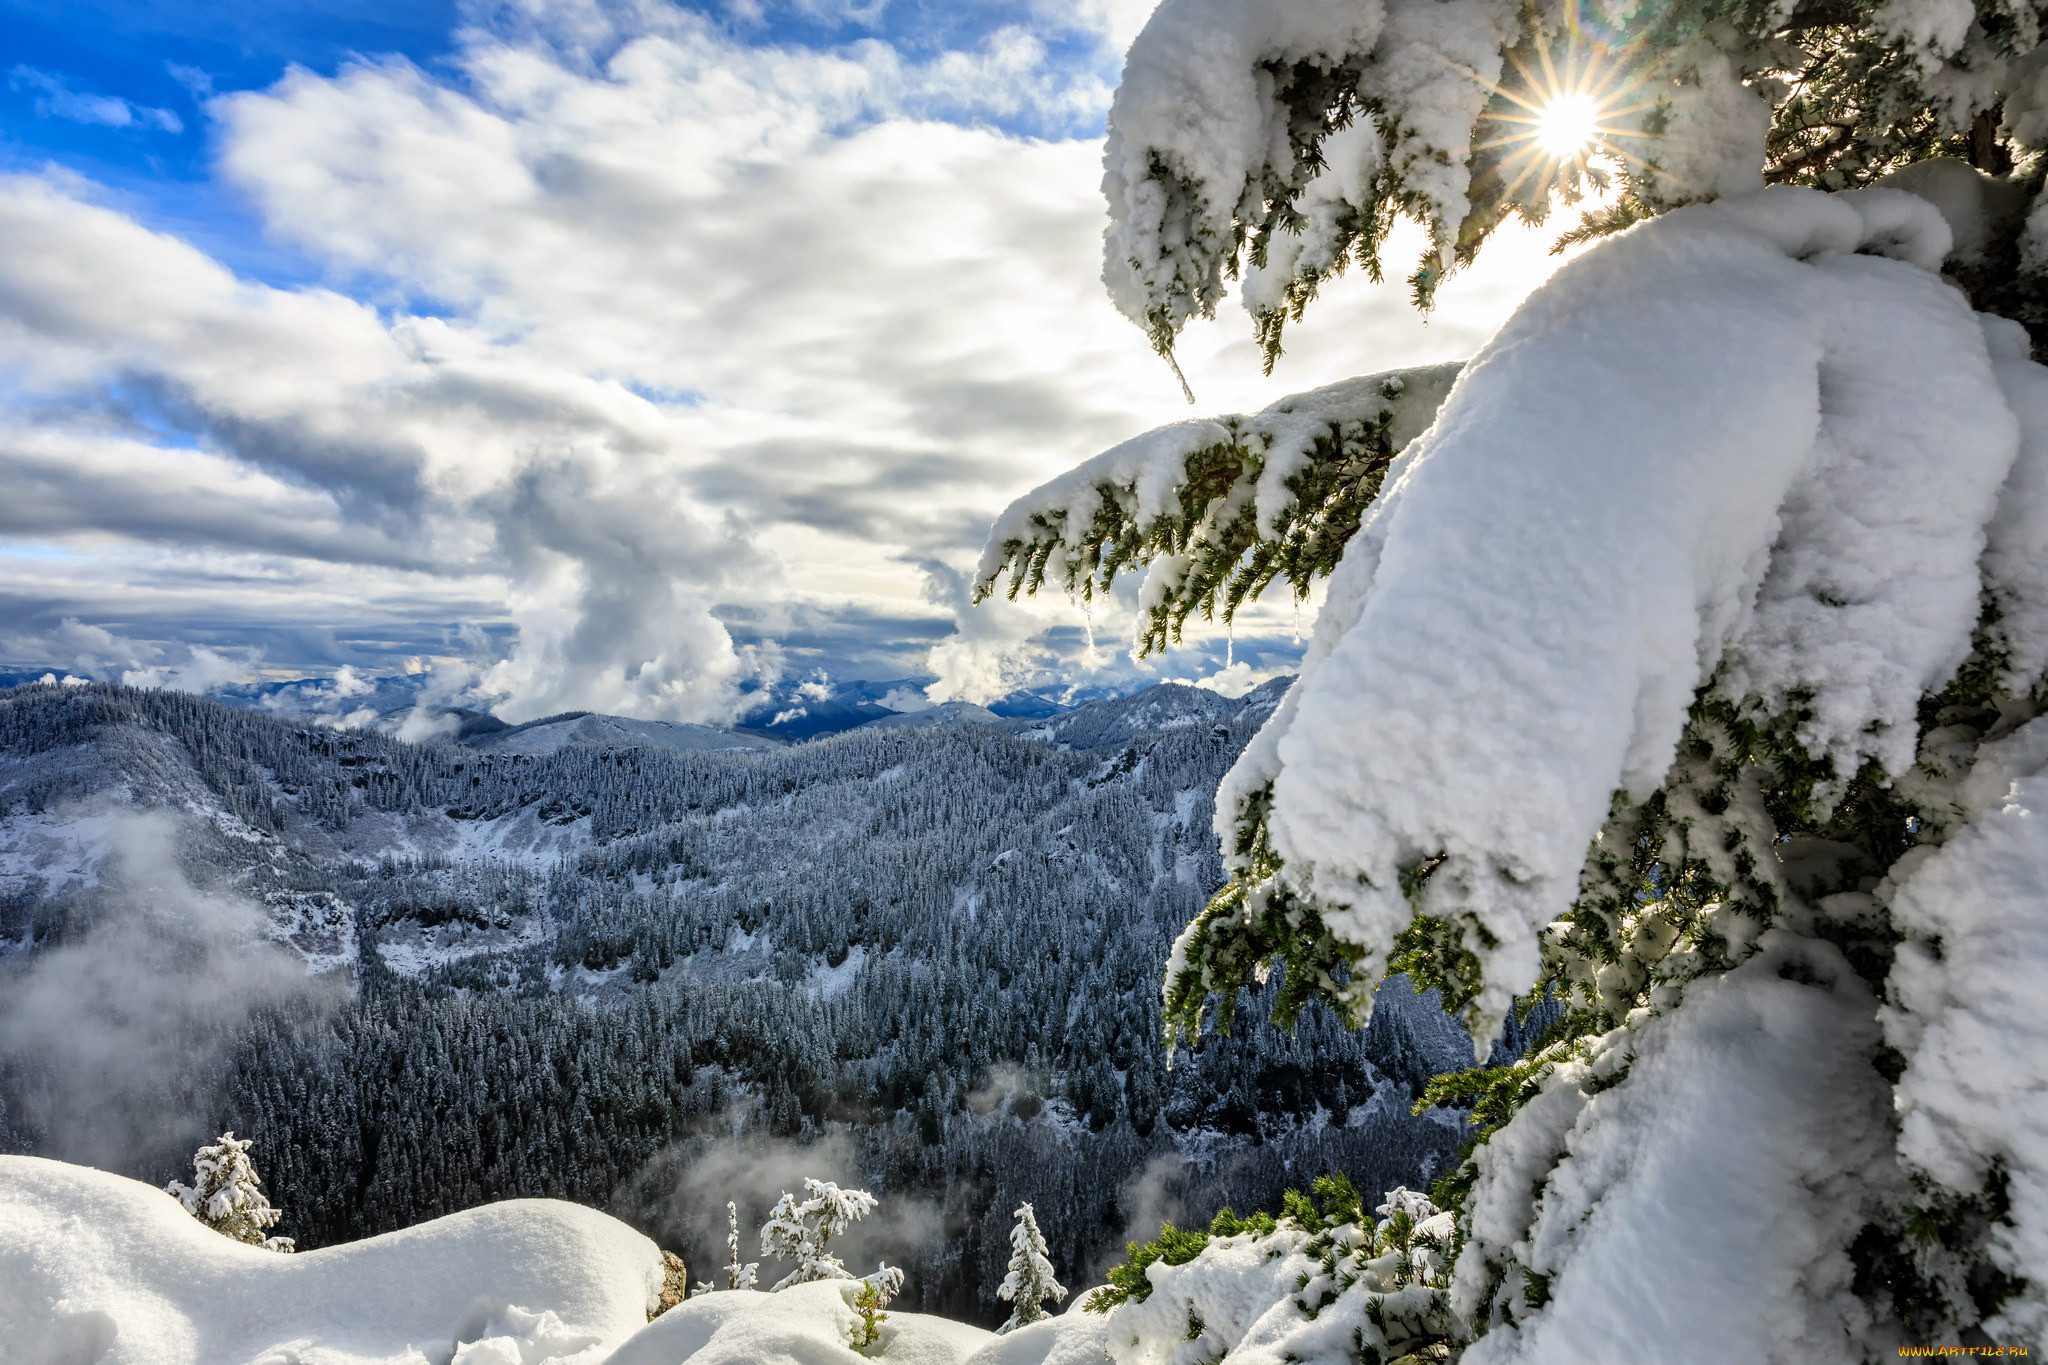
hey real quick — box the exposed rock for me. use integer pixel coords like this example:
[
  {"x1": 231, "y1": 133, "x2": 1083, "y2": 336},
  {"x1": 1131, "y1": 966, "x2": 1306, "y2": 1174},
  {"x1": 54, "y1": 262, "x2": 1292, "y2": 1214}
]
[{"x1": 651, "y1": 1249, "x2": 688, "y2": 1318}]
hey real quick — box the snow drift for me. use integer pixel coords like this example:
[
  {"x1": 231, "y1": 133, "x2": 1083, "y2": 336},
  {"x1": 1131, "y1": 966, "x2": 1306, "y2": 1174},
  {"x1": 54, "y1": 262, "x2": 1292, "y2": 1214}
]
[
  {"x1": 0, "y1": 1155, "x2": 662, "y2": 1365},
  {"x1": 0, "y1": 1155, "x2": 1124, "y2": 1365}
]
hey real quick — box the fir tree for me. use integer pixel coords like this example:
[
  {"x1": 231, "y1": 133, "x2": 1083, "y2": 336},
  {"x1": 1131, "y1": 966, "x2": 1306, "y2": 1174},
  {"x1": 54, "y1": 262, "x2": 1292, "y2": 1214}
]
[
  {"x1": 994, "y1": 1202, "x2": 1066, "y2": 1334},
  {"x1": 978, "y1": 0, "x2": 2048, "y2": 1351},
  {"x1": 1082, "y1": 0, "x2": 2048, "y2": 372},
  {"x1": 724, "y1": 1201, "x2": 758, "y2": 1291},
  {"x1": 759, "y1": 1178, "x2": 879, "y2": 1291},
  {"x1": 165, "y1": 1131, "x2": 294, "y2": 1252},
  {"x1": 849, "y1": 1279, "x2": 888, "y2": 1354}
]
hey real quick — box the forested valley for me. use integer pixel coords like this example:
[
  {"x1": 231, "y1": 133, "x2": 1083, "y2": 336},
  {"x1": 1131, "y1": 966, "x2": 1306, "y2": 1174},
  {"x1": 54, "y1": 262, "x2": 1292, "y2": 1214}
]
[{"x1": 0, "y1": 680, "x2": 1505, "y2": 1324}]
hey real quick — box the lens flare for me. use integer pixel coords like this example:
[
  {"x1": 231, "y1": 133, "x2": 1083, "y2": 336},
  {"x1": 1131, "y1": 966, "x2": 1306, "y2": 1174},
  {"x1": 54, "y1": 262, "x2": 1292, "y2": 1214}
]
[{"x1": 1537, "y1": 92, "x2": 1602, "y2": 158}]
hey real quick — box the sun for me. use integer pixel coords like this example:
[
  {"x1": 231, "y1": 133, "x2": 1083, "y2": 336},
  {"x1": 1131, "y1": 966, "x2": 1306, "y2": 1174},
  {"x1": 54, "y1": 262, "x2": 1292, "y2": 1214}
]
[{"x1": 1536, "y1": 91, "x2": 1602, "y2": 159}]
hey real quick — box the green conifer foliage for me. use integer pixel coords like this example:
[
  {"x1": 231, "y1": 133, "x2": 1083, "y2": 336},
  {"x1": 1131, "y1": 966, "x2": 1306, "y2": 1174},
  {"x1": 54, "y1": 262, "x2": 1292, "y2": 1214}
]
[{"x1": 165, "y1": 1131, "x2": 295, "y2": 1253}]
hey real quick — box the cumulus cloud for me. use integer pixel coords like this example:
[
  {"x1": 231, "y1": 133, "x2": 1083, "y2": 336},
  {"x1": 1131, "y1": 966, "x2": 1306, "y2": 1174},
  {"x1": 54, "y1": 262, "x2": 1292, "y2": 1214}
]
[
  {"x1": 121, "y1": 646, "x2": 255, "y2": 693},
  {"x1": 1177, "y1": 659, "x2": 1281, "y2": 699},
  {"x1": 918, "y1": 557, "x2": 1069, "y2": 704},
  {"x1": 472, "y1": 456, "x2": 776, "y2": 721},
  {"x1": 0, "y1": 617, "x2": 257, "y2": 694},
  {"x1": 0, "y1": 0, "x2": 1564, "y2": 710}
]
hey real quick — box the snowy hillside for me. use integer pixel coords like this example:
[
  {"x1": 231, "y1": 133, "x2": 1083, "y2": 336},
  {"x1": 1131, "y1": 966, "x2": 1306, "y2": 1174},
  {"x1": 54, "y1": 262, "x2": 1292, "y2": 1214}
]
[
  {"x1": 463, "y1": 711, "x2": 785, "y2": 757},
  {"x1": 0, "y1": 680, "x2": 1485, "y2": 1326}
]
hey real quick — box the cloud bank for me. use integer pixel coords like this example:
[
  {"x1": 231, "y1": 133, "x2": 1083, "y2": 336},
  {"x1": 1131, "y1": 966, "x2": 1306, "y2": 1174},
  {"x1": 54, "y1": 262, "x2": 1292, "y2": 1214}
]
[{"x1": 0, "y1": 0, "x2": 1562, "y2": 718}]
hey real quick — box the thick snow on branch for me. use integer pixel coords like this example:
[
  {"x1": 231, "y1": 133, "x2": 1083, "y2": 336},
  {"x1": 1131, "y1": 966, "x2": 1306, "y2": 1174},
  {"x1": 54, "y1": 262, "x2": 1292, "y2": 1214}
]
[
  {"x1": 1981, "y1": 317, "x2": 2048, "y2": 688},
  {"x1": 1453, "y1": 938, "x2": 1898, "y2": 1362},
  {"x1": 761, "y1": 1178, "x2": 881, "y2": 1291},
  {"x1": 1216, "y1": 186, "x2": 2027, "y2": 1043},
  {"x1": 1884, "y1": 717, "x2": 2048, "y2": 1346},
  {"x1": 974, "y1": 362, "x2": 1460, "y2": 604},
  {"x1": 1101, "y1": 0, "x2": 1513, "y2": 346},
  {"x1": 1102, "y1": 0, "x2": 1385, "y2": 342},
  {"x1": 1099, "y1": 1187, "x2": 1455, "y2": 1365}
]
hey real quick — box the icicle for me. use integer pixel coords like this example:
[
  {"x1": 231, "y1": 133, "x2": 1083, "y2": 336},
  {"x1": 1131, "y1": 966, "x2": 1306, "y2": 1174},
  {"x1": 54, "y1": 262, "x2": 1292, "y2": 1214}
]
[
  {"x1": 1164, "y1": 349, "x2": 1196, "y2": 406},
  {"x1": 1226, "y1": 622, "x2": 1235, "y2": 670},
  {"x1": 1292, "y1": 593, "x2": 1303, "y2": 646}
]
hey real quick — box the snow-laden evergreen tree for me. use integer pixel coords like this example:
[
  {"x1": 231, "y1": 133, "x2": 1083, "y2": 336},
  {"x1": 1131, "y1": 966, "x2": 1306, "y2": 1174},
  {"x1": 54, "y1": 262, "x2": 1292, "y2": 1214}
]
[
  {"x1": 977, "y1": 0, "x2": 2048, "y2": 1355},
  {"x1": 724, "y1": 1201, "x2": 759, "y2": 1292},
  {"x1": 995, "y1": 1202, "x2": 1067, "y2": 1333},
  {"x1": 760, "y1": 1179, "x2": 888, "y2": 1292},
  {"x1": 164, "y1": 1131, "x2": 294, "y2": 1252}
]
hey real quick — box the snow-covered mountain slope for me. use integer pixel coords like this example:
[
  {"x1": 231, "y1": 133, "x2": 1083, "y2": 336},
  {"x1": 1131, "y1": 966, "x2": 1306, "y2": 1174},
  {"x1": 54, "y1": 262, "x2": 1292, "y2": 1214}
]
[
  {"x1": 464, "y1": 711, "x2": 785, "y2": 757},
  {"x1": 862, "y1": 702, "x2": 1006, "y2": 731},
  {"x1": 0, "y1": 679, "x2": 1476, "y2": 1328},
  {"x1": 1011, "y1": 679, "x2": 1288, "y2": 752}
]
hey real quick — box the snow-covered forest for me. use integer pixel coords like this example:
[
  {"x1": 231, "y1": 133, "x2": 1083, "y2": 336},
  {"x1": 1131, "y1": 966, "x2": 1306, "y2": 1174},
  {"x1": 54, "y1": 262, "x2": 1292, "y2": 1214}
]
[{"x1": 0, "y1": 679, "x2": 1489, "y2": 1325}]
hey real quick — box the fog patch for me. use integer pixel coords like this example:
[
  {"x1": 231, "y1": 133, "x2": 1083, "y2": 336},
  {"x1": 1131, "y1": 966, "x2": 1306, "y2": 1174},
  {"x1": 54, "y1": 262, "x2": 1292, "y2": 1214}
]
[
  {"x1": 616, "y1": 1117, "x2": 941, "y2": 1293},
  {"x1": 965, "y1": 1062, "x2": 1043, "y2": 1118},
  {"x1": 1093, "y1": 1150, "x2": 1188, "y2": 1281},
  {"x1": 0, "y1": 809, "x2": 341, "y2": 1176}
]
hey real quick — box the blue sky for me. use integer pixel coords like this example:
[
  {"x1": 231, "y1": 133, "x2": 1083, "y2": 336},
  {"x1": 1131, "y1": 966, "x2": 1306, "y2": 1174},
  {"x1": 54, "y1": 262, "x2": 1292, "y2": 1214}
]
[
  {"x1": 0, "y1": 0, "x2": 1546, "y2": 721},
  {"x1": 3, "y1": 2, "x2": 452, "y2": 275}
]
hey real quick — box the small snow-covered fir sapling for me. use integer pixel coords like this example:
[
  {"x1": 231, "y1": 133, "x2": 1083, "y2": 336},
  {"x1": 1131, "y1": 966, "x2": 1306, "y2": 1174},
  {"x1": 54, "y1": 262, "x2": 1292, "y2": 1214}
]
[
  {"x1": 995, "y1": 1202, "x2": 1067, "y2": 1333},
  {"x1": 693, "y1": 1202, "x2": 761, "y2": 1296},
  {"x1": 976, "y1": 0, "x2": 2048, "y2": 1353},
  {"x1": 850, "y1": 1280, "x2": 888, "y2": 1354},
  {"x1": 760, "y1": 1178, "x2": 900, "y2": 1296},
  {"x1": 164, "y1": 1131, "x2": 294, "y2": 1252},
  {"x1": 724, "y1": 1200, "x2": 758, "y2": 1291}
]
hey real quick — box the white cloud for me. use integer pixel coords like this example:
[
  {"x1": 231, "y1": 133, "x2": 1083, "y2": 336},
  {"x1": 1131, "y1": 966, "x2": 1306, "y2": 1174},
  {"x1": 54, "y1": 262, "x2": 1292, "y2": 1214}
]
[
  {"x1": 1174, "y1": 658, "x2": 1284, "y2": 699},
  {"x1": 121, "y1": 646, "x2": 255, "y2": 693},
  {"x1": 9, "y1": 66, "x2": 184, "y2": 133},
  {"x1": 0, "y1": 617, "x2": 253, "y2": 694},
  {"x1": 875, "y1": 684, "x2": 928, "y2": 711},
  {"x1": 1045, "y1": 0, "x2": 1160, "y2": 54},
  {"x1": 0, "y1": 0, "x2": 1566, "y2": 711}
]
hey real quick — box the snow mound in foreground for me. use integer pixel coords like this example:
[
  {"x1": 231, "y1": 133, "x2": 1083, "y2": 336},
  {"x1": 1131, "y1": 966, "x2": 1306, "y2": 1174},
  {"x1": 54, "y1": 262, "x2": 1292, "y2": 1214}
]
[
  {"x1": 606, "y1": 1280, "x2": 1045, "y2": 1365},
  {"x1": 0, "y1": 1155, "x2": 1112, "y2": 1365},
  {"x1": 0, "y1": 1155, "x2": 662, "y2": 1365}
]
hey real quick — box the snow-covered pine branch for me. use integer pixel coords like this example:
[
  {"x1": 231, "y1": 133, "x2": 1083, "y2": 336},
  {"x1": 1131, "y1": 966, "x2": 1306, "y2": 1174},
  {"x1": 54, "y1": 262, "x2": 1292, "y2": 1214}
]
[
  {"x1": 1098, "y1": 1178, "x2": 1456, "y2": 1364},
  {"x1": 972, "y1": 362, "x2": 1459, "y2": 656},
  {"x1": 995, "y1": 1202, "x2": 1066, "y2": 1333},
  {"x1": 760, "y1": 1179, "x2": 882, "y2": 1292},
  {"x1": 975, "y1": 1, "x2": 2048, "y2": 1351},
  {"x1": 1107, "y1": 0, "x2": 2048, "y2": 369},
  {"x1": 164, "y1": 1131, "x2": 294, "y2": 1253}
]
